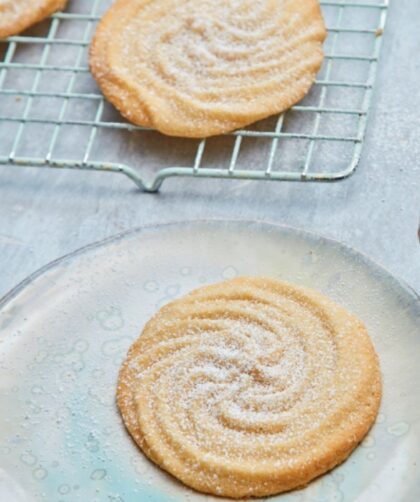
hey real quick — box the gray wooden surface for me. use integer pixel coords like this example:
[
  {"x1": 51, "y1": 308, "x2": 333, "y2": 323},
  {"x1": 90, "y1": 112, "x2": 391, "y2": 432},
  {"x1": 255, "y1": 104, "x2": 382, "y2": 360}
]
[{"x1": 0, "y1": 0, "x2": 419, "y2": 298}]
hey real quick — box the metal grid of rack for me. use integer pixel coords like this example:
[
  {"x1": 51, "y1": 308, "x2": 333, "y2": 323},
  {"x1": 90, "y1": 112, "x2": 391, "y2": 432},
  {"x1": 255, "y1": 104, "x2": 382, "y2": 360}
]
[{"x1": 0, "y1": 0, "x2": 388, "y2": 192}]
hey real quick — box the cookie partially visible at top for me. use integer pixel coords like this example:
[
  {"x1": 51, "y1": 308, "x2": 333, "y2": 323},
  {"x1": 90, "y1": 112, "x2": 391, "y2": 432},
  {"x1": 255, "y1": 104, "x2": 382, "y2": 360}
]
[
  {"x1": 0, "y1": 0, "x2": 68, "y2": 38},
  {"x1": 90, "y1": 0, "x2": 326, "y2": 138}
]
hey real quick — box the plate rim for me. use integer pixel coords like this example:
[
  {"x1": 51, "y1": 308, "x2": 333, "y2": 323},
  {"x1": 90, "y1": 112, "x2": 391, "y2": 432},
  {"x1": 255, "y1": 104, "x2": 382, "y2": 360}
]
[{"x1": 1, "y1": 219, "x2": 419, "y2": 314}]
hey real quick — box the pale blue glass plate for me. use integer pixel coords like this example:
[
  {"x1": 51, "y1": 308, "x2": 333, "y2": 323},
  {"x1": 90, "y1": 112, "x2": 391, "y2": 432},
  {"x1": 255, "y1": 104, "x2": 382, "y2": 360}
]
[{"x1": 0, "y1": 221, "x2": 419, "y2": 502}]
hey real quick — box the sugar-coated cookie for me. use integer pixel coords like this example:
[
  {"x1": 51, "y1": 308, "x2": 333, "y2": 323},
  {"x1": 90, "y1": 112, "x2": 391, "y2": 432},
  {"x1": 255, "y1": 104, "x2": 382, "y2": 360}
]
[
  {"x1": 117, "y1": 277, "x2": 381, "y2": 498},
  {"x1": 0, "y1": 0, "x2": 67, "y2": 39},
  {"x1": 90, "y1": 0, "x2": 326, "y2": 137}
]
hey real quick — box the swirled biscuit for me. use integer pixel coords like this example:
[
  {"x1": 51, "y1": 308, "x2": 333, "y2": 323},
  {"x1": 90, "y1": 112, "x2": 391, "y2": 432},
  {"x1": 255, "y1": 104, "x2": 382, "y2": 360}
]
[
  {"x1": 90, "y1": 0, "x2": 326, "y2": 137},
  {"x1": 118, "y1": 277, "x2": 381, "y2": 498},
  {"x1": 0, "y1": 0, "x2": 67, "y2": 39}
]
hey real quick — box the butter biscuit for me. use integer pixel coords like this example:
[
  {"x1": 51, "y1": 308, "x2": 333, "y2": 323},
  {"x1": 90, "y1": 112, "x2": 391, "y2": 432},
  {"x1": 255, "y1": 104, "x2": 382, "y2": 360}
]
[
  {"x1": 117, "y1": 277, "x2": 381, "y2": 498},
  {"x1": 0, "y1": 0, "x2": 67, "y2": 39},
  {"x1": 90, "y1": 0, "x2": 326, "y2": 137}
]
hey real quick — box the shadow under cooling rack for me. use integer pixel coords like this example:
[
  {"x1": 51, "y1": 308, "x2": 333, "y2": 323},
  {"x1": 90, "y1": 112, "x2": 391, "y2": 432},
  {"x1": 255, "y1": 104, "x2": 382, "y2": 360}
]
[{"x1": 0, "y1": 0, "x2": 388, "y2": 192}]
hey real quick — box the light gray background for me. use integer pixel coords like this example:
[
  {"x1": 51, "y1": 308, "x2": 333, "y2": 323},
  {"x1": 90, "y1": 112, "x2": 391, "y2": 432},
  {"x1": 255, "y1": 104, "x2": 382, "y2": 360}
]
[{"x1": 0, "y1": 0, "x2": 419, "y2": 297}]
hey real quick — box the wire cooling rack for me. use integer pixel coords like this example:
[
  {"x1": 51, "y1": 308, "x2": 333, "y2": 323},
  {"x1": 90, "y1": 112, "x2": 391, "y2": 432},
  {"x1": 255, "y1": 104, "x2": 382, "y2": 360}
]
[{"x1": 0, "y1": 0, "x2": 388, "y2": 192}]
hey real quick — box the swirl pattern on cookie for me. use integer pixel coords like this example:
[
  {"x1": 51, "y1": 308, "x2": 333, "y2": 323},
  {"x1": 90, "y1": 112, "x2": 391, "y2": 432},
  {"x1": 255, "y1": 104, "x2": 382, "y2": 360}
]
[
  {"x1": 90, "y1": 0, "x2": 326, "y2": 137},
  {"x1": 118, "y1": 277, "x2": 381, "y2": 498},
  {"x1": 0, "y1": 0, "x2": 67, "y2": 39}
]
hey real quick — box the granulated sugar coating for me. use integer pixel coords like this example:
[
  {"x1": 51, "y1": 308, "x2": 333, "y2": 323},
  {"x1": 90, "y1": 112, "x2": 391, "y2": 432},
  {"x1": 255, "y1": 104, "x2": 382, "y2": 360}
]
[
  {"x1": 90, "y1": 0, "x2": 326, "y2": 137},
  {"x1": 117, "y1": 277, "x2": 381, "y2": 498},
  {"x1": 0, "y1": 0, "x2": 67, "y2": 38}
]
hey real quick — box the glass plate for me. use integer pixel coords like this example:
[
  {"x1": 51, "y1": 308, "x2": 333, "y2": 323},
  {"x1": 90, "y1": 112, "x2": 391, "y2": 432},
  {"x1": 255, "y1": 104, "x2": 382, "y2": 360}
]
[{"x1": 0, "y1": 221, "x2": 419, "y2": 502}]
